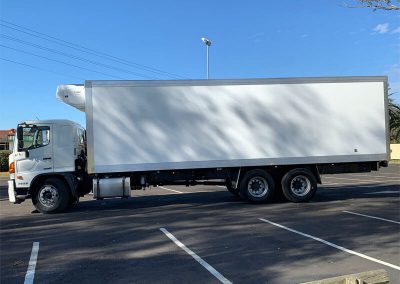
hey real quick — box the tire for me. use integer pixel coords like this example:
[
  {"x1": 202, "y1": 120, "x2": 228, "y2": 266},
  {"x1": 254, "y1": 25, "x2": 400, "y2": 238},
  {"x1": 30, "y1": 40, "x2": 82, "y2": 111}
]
[
  {"x1": 239, "y1": 169, "x2": 275, "y2": 203},
  {"x1": 226, "y1": 179, "x2": 240, "y2": 197},
  {"x1": 32, "y1": 178, "x2": 70, "y2": 214},
  {"x1": 281, "y1": 168, "x2": 317, "y2": 202}
]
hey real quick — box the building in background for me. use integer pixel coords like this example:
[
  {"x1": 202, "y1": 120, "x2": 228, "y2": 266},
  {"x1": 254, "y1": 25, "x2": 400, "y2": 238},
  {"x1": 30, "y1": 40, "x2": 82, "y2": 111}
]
[{"x1": 0, "y1": 129, "x2": 16, "y2": 150}]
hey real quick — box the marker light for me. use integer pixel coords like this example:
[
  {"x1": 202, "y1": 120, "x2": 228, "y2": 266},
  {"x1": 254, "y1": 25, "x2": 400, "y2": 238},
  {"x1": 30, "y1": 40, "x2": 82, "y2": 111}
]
[{"x1": 9, "y1": 161, "x2": 15, "y2": 174}]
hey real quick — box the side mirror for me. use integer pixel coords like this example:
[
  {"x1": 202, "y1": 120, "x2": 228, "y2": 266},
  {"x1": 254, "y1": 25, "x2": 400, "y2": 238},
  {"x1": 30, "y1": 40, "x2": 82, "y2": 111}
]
[
  {"x1": 25, "y1": 150, "x2": 29, "y2": 158},
  {"x1": 17, "y1": 126, "x2": 23, "y2": 141},
  {"x1": 17, "y1": 125, "x2": 24, "y2": 151},
  {"x1": 18, "y1": 140, "x2": 24, "y2": 151}
]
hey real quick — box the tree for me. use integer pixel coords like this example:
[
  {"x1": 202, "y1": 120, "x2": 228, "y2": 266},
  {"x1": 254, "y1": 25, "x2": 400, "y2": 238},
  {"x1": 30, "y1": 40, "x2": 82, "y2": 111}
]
[
  {"x1": 388, "y1": 94, "x2": 400, "y2": 143},
  {"x1": 346, "y1": 0, "x2": 400, "y2": 10}
]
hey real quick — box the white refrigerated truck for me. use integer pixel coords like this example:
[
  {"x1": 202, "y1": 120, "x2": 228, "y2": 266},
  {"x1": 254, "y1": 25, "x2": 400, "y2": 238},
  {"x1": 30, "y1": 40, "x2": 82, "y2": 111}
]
[{"x1": 8, "y1": 77, "x2": 389, "y2": 213}]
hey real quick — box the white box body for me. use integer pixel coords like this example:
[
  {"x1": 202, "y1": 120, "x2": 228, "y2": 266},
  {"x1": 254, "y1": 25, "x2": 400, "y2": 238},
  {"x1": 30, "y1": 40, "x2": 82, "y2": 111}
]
[{"x1": 83, "y1": 77, "x2": 389, "y2": 174}]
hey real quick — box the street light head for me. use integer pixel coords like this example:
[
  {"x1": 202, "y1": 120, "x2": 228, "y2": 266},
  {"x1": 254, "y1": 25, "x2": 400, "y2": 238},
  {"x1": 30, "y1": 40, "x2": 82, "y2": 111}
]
[{"x1": 201, "y1": 37, "x2": 212, "y2": 46}]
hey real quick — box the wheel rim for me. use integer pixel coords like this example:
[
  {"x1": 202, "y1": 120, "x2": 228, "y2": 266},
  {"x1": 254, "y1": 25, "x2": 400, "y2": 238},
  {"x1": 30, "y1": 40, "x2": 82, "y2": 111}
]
[
  {"x1": 290, "y1": 175, "x2": 311, "y2": 197},
  {"x1": 38, "y1": 185, "x2": 59, "y2": 208},
  {"x1": 247, "y1": 177, "x2": 269, "y2": 198}
]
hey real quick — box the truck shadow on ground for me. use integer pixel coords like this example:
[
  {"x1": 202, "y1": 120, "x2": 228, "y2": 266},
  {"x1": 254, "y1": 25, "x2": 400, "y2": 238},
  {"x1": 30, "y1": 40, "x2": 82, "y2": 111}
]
[
  {"x1": 0, "y1": 182, "x2": 398, "y2": 208},
  {"x1": 68, "y1": 183, "x2": 399, "y2": 212}
]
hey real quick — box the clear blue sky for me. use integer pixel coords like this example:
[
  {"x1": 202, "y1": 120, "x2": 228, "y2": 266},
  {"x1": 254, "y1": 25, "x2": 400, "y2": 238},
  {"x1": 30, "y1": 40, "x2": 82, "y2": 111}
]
[{"x1": 0, "y1": 0, "x2": 399, "y2": 129}]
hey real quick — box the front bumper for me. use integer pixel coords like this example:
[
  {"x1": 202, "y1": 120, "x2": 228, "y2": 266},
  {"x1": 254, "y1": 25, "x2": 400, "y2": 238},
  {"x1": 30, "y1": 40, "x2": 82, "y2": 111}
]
[
  {"x1": 8, "y1": 180, "x2": 29, "y2": 203},
  {"x1": 8, "y1": 180, "x2": 16, "y2": 203}
]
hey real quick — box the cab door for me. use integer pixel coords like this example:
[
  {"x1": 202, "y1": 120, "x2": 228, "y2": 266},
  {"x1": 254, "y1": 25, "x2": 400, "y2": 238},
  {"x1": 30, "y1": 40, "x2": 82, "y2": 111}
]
[{"x1": 15, "y1": 124, "x2": 53, "y2": 187}]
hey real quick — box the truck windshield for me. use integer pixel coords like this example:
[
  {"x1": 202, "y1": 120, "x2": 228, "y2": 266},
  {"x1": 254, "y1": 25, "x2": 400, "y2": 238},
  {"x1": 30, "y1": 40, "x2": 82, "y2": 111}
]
[{"x1": 19, "y1": 126, "x2": 50, "y2": 150}]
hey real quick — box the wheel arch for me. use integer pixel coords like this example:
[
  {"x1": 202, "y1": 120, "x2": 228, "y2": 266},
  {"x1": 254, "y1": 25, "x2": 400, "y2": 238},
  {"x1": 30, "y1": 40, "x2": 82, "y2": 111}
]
[{"x1": 30, "y1": 173, "x2": 77, "y2": 197}]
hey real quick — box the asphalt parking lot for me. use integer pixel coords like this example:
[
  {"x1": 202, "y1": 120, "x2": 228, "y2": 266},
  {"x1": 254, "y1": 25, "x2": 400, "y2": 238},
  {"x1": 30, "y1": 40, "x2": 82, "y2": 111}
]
[{"x1": 1, "y1": 165, "x2": 399, "y2": 284}]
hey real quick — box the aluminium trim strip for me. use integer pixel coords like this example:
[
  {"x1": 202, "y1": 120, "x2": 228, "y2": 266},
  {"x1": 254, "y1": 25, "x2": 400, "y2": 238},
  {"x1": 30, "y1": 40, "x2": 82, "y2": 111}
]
[
  {"x1": 92, "y1": 154, "x2": 387, "y2": 174},
  {"x1": 86, "y1": 76, "x2": 388, "y2": 88}
]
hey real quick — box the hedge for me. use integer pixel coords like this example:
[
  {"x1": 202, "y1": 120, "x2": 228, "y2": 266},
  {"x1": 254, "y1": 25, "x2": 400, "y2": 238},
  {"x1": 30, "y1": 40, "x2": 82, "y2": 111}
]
[{"x1": 0, "y1": 150, "x2": 11, "y2": 172}]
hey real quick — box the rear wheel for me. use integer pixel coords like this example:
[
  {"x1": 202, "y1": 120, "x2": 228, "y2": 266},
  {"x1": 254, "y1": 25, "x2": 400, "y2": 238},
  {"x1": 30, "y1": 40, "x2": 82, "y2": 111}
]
[
  {"x1": 32, "y1": 178, "x2": 70, "y2": 214},
  {"x1": 281, "y1": 168, "x2": 317, "y2": 202},
  {"x1": 239, "y1": 169, "x2": 275, "y2": 203}
]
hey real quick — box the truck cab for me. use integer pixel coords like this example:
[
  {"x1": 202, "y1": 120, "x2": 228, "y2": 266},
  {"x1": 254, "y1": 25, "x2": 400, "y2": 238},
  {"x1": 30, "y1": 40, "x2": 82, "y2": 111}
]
[{"x1": 8, "y1": 120, "x2": 86, "y2": 213}]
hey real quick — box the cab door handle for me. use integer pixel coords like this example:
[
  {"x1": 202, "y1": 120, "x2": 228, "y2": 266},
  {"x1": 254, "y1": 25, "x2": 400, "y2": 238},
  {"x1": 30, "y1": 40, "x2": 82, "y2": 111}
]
[{"x1": 43, "y1": 157, "x2": 52, "y2": 160}]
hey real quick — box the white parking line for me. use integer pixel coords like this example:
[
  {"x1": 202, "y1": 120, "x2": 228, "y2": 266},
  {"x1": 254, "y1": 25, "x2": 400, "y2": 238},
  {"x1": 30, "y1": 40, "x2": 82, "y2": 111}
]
[
  {"x1": 321, "y1": 181, "x2": 394, "y2": 186},
  {"x1": 322, "y1": 182, "x2": 383, "y2": 188},
  {"x1": 348, "y1": 174, "x2": 400, "y2": 180},
  {"x1": 157, "y1": 186, "x2": 226, "y2": 194},
  {"x1": 158, "y1": 186, "x2": 183, "y2": 194},
  {"x1": 24, "y1": 242, "x2": 40, "y2": 284},
  {"x1": 343, "y1": 211, "x2": 400, "y2": 224},
  {"x1": 160, "y1": 228, "x2": 232, "y2": 284},
  {"x1": 323, "y1": 176, "x2": 400, "y2": 183},
  {"x1": 364, "y1": 191, "x2": 400, "y2": 195},
  {"x1": 259, "y1": 218, "x2": 400, "y2": 271},
  {"x1": 360, "y1": 172, "x2": 400, "y2": 177}
]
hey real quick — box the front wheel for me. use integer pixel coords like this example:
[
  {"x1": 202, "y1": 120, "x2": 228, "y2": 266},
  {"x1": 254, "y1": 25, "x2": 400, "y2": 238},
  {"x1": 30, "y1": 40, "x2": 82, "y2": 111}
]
[
  {"x1": 239, "y1": 169, "x2": 275, "y2": 203},
  {"x1": 32, "y1": 178, "x2": 70, "y2": 214},
  {"x1": 281, "y1": 168, "x2": 317, "y2": 202}
]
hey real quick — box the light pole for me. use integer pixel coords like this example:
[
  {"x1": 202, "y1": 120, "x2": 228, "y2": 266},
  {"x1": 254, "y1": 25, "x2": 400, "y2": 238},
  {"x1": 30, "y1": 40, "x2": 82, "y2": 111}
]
[{"x1": 201, "y1": 37, "x2": 211, "y2": 79}]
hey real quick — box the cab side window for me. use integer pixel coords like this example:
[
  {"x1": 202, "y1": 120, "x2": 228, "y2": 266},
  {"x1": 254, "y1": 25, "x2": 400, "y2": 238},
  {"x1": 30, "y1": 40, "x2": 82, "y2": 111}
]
[
  {"x1": 36, "y1": 128, "x2": 50, "y2": 147},
  {"x1": 22, "y1": 126, "x2": 50, "y2": 150}
]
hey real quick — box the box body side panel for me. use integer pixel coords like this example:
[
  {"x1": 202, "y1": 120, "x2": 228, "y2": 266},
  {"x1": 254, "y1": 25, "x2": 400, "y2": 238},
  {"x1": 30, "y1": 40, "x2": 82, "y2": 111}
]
[{"x1": 86, "y1": 80, "x2": 388, "y2": 173}]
